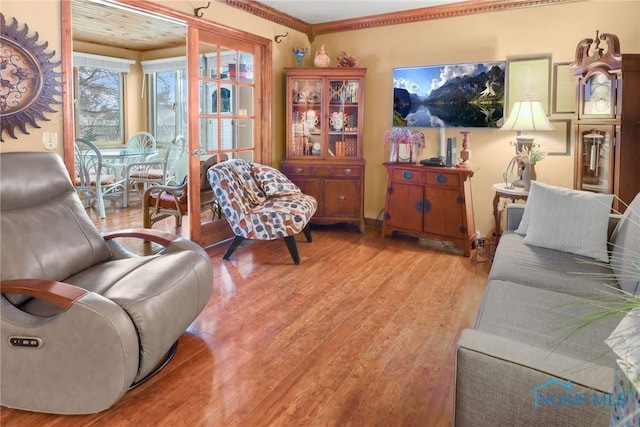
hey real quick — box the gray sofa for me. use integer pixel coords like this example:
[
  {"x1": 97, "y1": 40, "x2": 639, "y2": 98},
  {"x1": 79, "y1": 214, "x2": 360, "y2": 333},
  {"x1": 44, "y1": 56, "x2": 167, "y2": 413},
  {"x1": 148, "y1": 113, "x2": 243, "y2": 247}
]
[{"x1": 454, "y1": 191, "x2": 640, "y2": 426}]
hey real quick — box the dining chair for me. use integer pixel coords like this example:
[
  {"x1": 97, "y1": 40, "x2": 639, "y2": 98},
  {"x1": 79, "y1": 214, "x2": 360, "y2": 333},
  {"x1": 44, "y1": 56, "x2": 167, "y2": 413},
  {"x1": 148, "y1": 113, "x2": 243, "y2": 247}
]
[
  {"x1": 123, "y1": 136, "x2": 186, "y2": 207},
  {"x1": 74, "y1": 138, "x2": 127, "y2": 218},
  {"x1": 126, "y1": 131, "x2": 157, "y2": 158}
]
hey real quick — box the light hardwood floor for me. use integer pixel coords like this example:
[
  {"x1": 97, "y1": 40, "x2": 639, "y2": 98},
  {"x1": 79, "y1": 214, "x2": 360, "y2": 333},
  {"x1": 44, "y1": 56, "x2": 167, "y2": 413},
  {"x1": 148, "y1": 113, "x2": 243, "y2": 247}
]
[{"x1": 1, "y1": 202, "x2": 490, "y2": 426}]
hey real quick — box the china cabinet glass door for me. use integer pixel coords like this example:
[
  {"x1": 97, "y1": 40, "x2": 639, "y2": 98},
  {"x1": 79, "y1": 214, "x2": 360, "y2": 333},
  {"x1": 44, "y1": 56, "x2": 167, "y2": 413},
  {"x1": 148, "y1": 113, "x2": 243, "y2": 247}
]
[
  {"x1": 290, "y1": 78, "x2": 323, "y2": 157},
  {"x1": 288, "y1": 77, "x2": 362, "y2": 159},
  {"x1": 327, "y1": 79, "x2": 360, "y2": 159}
]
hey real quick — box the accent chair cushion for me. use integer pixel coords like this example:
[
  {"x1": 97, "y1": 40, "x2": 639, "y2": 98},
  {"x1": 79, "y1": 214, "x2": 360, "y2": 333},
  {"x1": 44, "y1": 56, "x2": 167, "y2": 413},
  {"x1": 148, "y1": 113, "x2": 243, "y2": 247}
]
[{"x1": 251, "y1": 164, "x2": 301, "y2": 197}]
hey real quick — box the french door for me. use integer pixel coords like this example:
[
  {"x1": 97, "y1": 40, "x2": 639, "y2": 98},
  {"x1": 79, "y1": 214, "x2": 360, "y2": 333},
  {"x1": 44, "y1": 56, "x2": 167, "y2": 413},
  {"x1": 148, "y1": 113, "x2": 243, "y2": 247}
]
[
  {"x1": 62, "y1": 0, "x2": 272, "y2": 247},
  {"x1": 187, "y1": 27, "x2": 270, "y2": 247}
]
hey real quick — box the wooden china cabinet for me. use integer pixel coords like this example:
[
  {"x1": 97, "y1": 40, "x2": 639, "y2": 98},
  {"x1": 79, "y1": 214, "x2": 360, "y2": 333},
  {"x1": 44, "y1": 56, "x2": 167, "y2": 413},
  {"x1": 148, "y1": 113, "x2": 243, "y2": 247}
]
[
  {"x1": 572, "y1": 31, "x2": 640, "y2": 212},
  {"x1": 281, "y1": 67, "x2": 366, "y2": 232}
]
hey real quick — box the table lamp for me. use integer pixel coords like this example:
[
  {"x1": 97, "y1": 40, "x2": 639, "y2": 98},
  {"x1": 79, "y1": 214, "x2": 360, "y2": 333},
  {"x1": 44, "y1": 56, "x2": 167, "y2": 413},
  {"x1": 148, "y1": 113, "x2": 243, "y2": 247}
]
[{"x1": 501, "y1": 99, "x2": 554, "y2": 187}]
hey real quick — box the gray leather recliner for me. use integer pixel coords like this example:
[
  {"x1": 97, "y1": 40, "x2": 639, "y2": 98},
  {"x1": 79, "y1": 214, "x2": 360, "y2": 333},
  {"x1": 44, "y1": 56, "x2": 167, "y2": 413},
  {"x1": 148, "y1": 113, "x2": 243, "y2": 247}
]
[{"x1": 0, "y1": 152, "x2": 213, "y2": 414}]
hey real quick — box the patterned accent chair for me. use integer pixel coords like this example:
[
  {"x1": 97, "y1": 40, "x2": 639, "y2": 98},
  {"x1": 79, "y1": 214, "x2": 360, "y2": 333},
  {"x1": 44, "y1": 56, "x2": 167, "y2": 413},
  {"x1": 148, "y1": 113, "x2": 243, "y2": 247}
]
[{"x1": 207, "y1": 159, "x2": 317, "y2": 264}]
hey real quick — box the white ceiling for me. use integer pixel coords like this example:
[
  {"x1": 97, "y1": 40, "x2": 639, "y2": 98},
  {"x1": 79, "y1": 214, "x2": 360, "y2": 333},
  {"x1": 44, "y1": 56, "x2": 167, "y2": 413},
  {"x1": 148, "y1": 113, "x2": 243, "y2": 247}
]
[{"x1": 254, "y1": 0, "x2": 464, "y2": 24}]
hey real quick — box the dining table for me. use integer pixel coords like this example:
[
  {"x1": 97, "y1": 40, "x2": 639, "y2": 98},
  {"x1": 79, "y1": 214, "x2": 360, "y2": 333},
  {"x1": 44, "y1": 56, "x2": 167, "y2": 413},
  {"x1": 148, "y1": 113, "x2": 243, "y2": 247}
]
[{"x1": 84, "y1": 147, "x2": 159, "y2": 208}]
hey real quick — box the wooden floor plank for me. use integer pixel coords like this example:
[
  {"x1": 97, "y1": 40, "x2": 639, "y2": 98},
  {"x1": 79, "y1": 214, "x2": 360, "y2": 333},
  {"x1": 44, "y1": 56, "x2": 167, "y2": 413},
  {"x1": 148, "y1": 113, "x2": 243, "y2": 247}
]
[{"x1": 1, "y1": 205, "x2": 489, "y2": 426}]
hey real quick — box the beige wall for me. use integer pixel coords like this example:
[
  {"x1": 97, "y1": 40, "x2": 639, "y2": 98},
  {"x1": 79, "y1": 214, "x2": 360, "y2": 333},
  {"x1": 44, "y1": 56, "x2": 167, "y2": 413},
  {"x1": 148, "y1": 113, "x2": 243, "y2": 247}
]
[
  {"x1": 2, "y1": 0, "x2": 639, "y2": 237},
  {"x1": 311, "y1": 0, "x2": 640, "y2": 235},
  {"x1": 1, "y1": 1, "x2": 64, "y2": 154}
]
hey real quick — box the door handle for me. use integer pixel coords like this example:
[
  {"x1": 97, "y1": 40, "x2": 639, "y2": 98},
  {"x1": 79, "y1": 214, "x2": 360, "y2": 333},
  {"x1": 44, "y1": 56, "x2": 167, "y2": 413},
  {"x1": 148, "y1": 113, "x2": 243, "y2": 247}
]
[{"x1": 192, "y1": 149, "x2": 207, "y2": 157}]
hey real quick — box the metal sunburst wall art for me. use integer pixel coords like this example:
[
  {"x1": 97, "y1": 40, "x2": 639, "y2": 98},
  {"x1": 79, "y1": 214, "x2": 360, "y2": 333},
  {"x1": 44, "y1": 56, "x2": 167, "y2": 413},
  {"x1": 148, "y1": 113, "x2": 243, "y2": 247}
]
[{"x1": 1, "y1": 13, "x2": 63, "y2": 142}]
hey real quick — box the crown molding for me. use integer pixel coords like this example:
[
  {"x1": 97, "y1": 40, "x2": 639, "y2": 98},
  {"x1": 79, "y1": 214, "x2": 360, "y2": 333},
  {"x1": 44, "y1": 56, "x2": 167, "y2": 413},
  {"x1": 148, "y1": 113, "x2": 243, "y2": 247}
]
[
  {"x1": 314, "y1": 0, "x2": 584, "y2": 36},
  {"x1": 217, "y1": 0, "x2": 584, "y2": 42},
  {"x1": 217, "y1": 0, "x2": 312, "y2": 39}
]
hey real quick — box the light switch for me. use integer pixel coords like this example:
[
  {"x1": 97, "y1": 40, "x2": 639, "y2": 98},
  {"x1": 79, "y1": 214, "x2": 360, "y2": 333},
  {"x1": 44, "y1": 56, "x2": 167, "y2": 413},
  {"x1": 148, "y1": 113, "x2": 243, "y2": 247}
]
[{"x1": 43, "y1": 131, "x2": 58, "y2": 150}]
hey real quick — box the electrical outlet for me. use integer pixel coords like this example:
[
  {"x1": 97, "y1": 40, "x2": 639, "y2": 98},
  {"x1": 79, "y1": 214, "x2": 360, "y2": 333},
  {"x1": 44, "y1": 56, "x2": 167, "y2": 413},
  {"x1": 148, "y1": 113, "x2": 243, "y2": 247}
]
[{"x1": 43, "y1": 131, "x2": 58, "y2": 150}]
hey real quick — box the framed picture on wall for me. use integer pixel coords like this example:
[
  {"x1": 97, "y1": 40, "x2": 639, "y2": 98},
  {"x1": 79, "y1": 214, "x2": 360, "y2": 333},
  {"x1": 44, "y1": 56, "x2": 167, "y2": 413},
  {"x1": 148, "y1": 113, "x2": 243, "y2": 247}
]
[
  {"x1": 506, "y1": 55, "x2": 551, "y2": 116},
  {"x1": 392, "y1": 61, "x2": 506, "y2": 128},
  {"x1": 532, "y1": 119, "x2": 571, "y2": 156},
  {"x1": 552, "y1": 62, "x2": 577, "y2": 114}
]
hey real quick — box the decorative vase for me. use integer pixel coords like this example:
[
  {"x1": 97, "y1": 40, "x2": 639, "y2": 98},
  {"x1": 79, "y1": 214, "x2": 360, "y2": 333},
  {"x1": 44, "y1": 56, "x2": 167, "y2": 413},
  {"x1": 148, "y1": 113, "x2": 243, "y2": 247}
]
[
  {"x1": 523, "y1": 163, "x2": 536, "y2": 191},
  {"x1": 292, "y1": 47, "x2": 307, "y2": 67},
  {"x1": 457, "y1": 131, "x2": 472, "y2": 168},
  {"x1": 314, "y1": 44, "x2": 330, "y2": 68}
]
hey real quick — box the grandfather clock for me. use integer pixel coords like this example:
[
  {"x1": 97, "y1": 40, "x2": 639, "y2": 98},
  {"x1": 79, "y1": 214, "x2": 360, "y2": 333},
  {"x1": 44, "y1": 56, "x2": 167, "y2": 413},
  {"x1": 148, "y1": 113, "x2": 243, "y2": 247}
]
[{"x1": 572, "y1": 31, "x2": 640, "y2": 212}]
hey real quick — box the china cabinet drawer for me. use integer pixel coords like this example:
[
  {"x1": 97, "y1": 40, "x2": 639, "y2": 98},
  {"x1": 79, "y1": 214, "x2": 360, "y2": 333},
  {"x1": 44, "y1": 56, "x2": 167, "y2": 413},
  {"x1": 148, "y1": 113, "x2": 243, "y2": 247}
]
[
  {"x1": 314, "y1": 165, "x2": 334, "y2": 176},
  {"x1": 333, "y1": 165, "x2": 361, "y2": 177},
  {"x1": 283, "y1": 164, "x2": 313, "y2": 176}
]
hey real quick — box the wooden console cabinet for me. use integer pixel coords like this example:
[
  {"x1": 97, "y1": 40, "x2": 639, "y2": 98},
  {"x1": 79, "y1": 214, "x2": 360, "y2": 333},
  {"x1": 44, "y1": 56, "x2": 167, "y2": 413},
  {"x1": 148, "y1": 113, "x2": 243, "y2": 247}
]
[
  {"x1": 381, "y1": 163, "x2": 475, "y2": 256},
  {"x1": 282, "y1": 67, "x2": 366, "y2": 232}
]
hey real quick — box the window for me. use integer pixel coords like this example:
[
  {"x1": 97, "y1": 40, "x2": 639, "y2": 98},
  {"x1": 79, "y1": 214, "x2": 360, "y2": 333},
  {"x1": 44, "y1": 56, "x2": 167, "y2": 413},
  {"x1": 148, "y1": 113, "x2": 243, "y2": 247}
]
[
  {"x1": 143, "y1": 57, "x2": 187, "y2": 144},
  {"x1": 76, "y1": 67, "x2": 123, "y2": 142},
  {"x1": 73, "y1": 53, "x2": 135, "y2": 144}
]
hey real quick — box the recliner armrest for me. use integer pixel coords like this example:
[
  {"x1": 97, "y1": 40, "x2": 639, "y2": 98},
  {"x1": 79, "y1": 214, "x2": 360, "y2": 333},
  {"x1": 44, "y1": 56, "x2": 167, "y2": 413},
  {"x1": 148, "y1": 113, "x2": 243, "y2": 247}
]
[
  {"x1": 103, "y1": 228, "x2": 178, "y2": 247},
  {"x1": 1, "y1": 279, "x2": 88, "y2": 310}
]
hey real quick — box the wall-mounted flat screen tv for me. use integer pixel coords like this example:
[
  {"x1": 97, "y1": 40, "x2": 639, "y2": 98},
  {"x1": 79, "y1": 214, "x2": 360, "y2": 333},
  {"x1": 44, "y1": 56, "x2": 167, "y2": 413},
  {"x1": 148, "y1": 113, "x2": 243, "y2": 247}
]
[{"x1": 393, "y1": 61, "x2": 506, "y2": 128}]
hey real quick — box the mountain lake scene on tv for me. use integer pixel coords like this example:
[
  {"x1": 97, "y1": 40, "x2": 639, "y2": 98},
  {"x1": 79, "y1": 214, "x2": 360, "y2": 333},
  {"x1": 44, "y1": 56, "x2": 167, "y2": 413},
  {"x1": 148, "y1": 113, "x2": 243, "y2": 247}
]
[{"x1": 393, "y1": 61, "x2": 506, "y2": 128}]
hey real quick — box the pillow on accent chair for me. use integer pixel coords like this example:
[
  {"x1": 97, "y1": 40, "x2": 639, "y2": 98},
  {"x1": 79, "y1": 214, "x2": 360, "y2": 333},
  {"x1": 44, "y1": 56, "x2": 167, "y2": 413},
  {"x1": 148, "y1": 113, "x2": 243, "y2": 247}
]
[
  {"x1": 515, "y1": 181, "x2": 614, "y2": 262},
  {"x1": 251, "y1": 164, "x2": 301, "y2": 197}
]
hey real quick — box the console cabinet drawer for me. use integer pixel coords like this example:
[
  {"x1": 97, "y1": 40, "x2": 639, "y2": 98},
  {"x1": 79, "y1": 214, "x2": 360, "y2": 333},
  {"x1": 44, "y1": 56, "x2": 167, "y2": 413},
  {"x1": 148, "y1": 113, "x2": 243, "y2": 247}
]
[
  {"x1": 425, "y1": 171, "x2": 461, "y2": 188},
  {"x1": 391, "y1": 168, "x2": 423, "y2": 184}
]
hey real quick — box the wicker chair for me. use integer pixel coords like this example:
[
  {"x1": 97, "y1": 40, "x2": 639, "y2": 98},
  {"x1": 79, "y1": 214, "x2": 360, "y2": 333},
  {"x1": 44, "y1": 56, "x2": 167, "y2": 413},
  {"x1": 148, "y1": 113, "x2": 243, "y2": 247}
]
[
  {"x1": 143, "y1": 155, "x2": 223, "y2": 228},
  {"x1": 74, "y1": 138, "x2": 127, "y2": 218},
  {"x1": 124, "y1": 136, "x2": 185, "y2": 207}
]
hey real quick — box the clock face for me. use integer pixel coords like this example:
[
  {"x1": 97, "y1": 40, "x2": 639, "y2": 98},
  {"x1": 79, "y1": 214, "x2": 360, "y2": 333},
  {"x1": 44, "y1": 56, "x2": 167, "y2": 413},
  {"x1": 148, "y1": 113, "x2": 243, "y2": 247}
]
[{"x1": 583, "y1": 72, "x2": 612, "y2": 115}]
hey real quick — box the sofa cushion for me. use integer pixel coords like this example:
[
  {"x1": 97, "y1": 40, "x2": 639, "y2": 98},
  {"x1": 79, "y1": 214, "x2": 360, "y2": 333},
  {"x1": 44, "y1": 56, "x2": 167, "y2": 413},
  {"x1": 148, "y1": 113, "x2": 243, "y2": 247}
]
[
  {"x1": 475, "y1": 280, "x2": 623, "y2": 376},
  {"x1": 455, "y1": 329, "x2": 614, "y2": 427},
  {"x1": 516, "y1": 182, "x2": 613, "y2": 262},
  {"x1": 489, "y1": 232, "x2": 619, "y2": 296},
  {"x1": 610, "y1": 193, "x2": 640, "y2": 294}
]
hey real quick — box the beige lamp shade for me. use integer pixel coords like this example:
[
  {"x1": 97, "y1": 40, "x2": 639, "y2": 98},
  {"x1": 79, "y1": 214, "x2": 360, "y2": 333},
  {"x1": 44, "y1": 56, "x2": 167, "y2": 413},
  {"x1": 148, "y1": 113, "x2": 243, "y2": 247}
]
[
  {"x1": 501, "y1": 99, "x2": 554, "y2": 189},
  {"x1": 501, "y1": 100, "x2": 554, "y2": 132}
]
